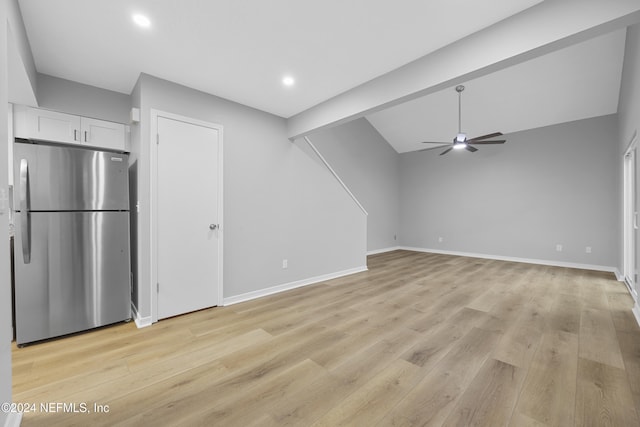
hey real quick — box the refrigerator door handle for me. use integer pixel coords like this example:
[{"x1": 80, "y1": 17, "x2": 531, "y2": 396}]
[{"x1": 20, "y1": 159, "x2": 31, "y2": 263}]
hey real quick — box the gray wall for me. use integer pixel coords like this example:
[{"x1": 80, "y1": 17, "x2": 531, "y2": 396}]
[
  {"x1": 37, "y1": 73, "x2": 131, "y2": 124},
  {"x1": 308, "y1": 118, "x2": 400, "y2": 252},
  {"x1": 399, "y1": 114, "x2": 620, "y2": 268},
  {"x1": 131, "y1": 74, "x2": 366, "y2": 320},
  {"x1": 1, "y1": 0, "x2": 12, "y2": 423}
]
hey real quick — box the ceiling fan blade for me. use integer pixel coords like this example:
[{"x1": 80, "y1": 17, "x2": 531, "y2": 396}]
[
  {"x1": 439, "y1": 147, "x2": 454, "y2": 156},
  {"x1": 467, "y1": 132, "x2": 503, "y2": 142},
  {"x1": 465, "y1": 145, "x2": 478, "y2": 153},
  {"x1": 468, "y1": 140, "x2": 506, "y2": 145},
  {"x1": 420, "y1": 141, "x2": 450, "y2": 145},
  {"x1": 417, "y1": 145, "x2": 450, "y2": 152}
]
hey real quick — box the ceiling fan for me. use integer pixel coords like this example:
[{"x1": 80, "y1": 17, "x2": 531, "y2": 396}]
[{"x1": 420, "y1": 85, "x2": 506, "y2": 155}]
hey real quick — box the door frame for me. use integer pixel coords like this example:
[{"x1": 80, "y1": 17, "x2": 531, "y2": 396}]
[
  {"x1": 150, "y1": 109, "x2": 224, "y2": 323},
  {"x1": 623, "y1": 130, "x2": 638, "y2": 300}
]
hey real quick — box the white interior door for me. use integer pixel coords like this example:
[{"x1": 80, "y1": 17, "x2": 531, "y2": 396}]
[
  {"x1": 624, "y1": 140, "x2": 638, "y2": 299},
  {"x1": 156, "y1": 115, "x2": 222, "y2": 319}
]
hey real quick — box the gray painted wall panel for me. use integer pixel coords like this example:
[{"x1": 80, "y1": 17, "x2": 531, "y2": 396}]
[
  {"x1": 134, "y1": 74, "x2": 366, "y2": 316},
  {"x1": 309, "y1": 117, "x2": 400, "y2": 252},
  {"x1": 37, "y1": 73, "x2": 131, "y2": 124},
  {"x1": 399, "y1": 115, "x2": 619, "y2": 268}
]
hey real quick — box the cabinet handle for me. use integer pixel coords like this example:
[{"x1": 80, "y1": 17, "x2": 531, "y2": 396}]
[
  {"x1": 74, "y1": 129, "x2": 78, "y2": 141},
  {"x1": 84, "y1": 131, "x2": 88, "y2": 142}
]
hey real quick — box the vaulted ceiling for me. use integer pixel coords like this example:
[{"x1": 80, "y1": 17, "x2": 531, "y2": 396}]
[
  {"x1": 367, "y1": 29, "x2": 626, "y2": 153},
  {"x1": 14, "y1": 0, "x2": 640, "y2": 152}
]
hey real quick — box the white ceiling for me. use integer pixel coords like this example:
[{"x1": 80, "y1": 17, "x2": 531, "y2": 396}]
[
  {"x1": 366, "y1": 28, "x2": 627, "y2": 153},
  {"x1": 18, "y1": 0, "x2": 541, "y2": 118}
]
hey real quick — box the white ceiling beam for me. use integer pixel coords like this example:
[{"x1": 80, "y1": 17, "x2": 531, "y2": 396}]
[{"x1": 287, "y1": 0, "x2": 640, "y2": 140}]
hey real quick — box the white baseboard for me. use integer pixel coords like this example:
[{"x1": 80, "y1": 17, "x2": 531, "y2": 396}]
[
  {"x1": 615, "y1": 269, "x2": 624, "y2": 281},
  {"x1": 633, "y1": 303, "x2": 640, "y2": 328},
  {"x1": 223, "y1": 266, "x2": 368, "y2": 306},
  {"x1": 131, "y1": 302, "x2": 152, "y2": 328},
  {"x1": 367, "y1": 246, "x2": 402, "y2": 256},
  {"x1": 3, "y1": 412, "x2": 23, "y2": 427},
  {"x1": 399, "y1": 246, "x2": 618, "y2": 274}
]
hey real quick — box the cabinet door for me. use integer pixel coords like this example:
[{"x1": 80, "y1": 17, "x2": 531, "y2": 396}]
[
  {"x1": 25, "y1": 107, "x2": 81, "y2": 144},
  {"x1": 81, "y1": 117, "x2": 126, "y2": 151}
]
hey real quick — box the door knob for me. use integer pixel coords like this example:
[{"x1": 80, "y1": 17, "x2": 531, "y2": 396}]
[{"x1": 209, "y1": 224, "x2": 218, "y2": 230}]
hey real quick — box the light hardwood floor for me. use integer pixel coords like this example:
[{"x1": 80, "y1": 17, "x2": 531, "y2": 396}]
[{"x1": 11, "y1": 250, "x2": 640, "y2": 426}]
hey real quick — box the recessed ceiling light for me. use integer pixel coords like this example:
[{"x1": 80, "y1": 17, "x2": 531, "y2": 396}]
[
  {"x1": 282, "y1": 76, "x2": 295, "y2": 87},
  {"x1": 132, "y1": 13, "x2": 151, "y2": 28}
]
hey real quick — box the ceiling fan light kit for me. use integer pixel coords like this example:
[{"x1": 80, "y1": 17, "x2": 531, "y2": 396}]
[{"x1": 420, "y1": 85, "x2": 506, "y2": 155}]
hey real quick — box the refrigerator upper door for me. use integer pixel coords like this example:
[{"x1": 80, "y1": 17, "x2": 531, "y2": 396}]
[
  {"x1": 13, "y1": 141, "x2": 129, "y2": 211},
  {"x1": 13, "y1": 211, "x2": 131, "y2": 345}
]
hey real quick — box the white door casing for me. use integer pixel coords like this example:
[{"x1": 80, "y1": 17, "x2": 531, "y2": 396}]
[
  {"x1": 623, "y1": 131, "x2": 638, "y2": 300},
  {"x1": 151, "y1": 110, "x2": 223, "y2": 321}
]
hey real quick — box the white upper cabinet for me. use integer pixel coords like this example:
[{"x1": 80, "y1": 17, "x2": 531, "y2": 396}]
[
  {"x1": 80, "y1": 117, "x2": 127, "y2": 151},
  {"x1": 24, "y1": 107, "x2": 81, "y2": 144},
  {"x1": 14, "y1": 105, "x2": 128, "y2": 152}
]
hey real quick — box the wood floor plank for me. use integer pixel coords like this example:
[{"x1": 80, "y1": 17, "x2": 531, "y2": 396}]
[
  {"x1": 607, "y1": 290, "x2": 639, "y2": 332},
  {"x1": 28, "y1": 360, "x2": 229, "y2": 427},
  {"x1": 579, "y1": 307, "x2": 625, "y2": 369},
  {"x1": 138, "y1": 358, "x2": 329, "y2": 427},
  {"x1": 513, "y1": 330, "x2": 579, "y2": 427},
  {"x1": 574, "y1": 357, "x2": 639, "y2": 426},
  {"x1": 442, "y1": 358, "x2": 526, "y2": 427},
  {"x1": 266, "y1": 369, "x2": 349, "y2": 426},
  {"x1": 400, "y1": 322, "x2": 465, "y2": 371},
  {"x1": 616, "y1": 330, "x2": 640, "y2": 416},
  {"x1": 124, "y1": 325, "x2": 272, "y2": 371},
  {"x1": 11, "y1": 250, "x2": 638, "y2": 426},
  {"x1": 311, "y1": 359, "x2": 420, "y2": 427},
  {"x1": 547, "y1": 292, "x2": 582, "y2": 334},
  {"x1": 509, "y1": 412, "x2": 549, "y2": 427},
  {"x1": 379, "y1": 327, "x2": 502, "y2": 426},
  {"x1": 578, "y1": 276, "x2": 611, "y2": 311},
  {"x1": 447, "y1": 306, "x2": 506, "y2": 335},
  {"x1": 489, "y1": 291, "x2": 531, "y2": 323},
  {"x1": 329, "y1": 328, "x2": 422, "y2": 390},
  {"x1": 492, "y1": 315, "x2": 542, "y2": 370},
  {"x1": 466, "y1": 285, "x2": 507, "y2": 312}
]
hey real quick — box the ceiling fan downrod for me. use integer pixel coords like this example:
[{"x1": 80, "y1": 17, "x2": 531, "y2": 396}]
[{"x1": 456, "y1": 85, "x2": 464, "y2": 135}]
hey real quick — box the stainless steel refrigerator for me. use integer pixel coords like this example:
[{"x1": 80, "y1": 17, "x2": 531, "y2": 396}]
[{"x1": 13, "y1": 140, "x2": 131, "y2": 345}]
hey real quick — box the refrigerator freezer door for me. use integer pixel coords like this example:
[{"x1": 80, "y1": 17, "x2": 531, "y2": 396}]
[
  {"x1": 13, "y1": 142, "x2": 129, "y2": 212},
  {"x1": 14, "y1": 211, "x2": 131, "y2": 345}
]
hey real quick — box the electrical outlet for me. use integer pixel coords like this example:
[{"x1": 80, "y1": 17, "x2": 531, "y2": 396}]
[
  {"x1": 282, "y1": 259, "x2": 288, "y2": 269},
  {"x1": 586, "y1": 246, "x2": 592, "y2": 254},
  {"x1": 556, "y1": 244, "x2": 563, "y2": 252}
]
